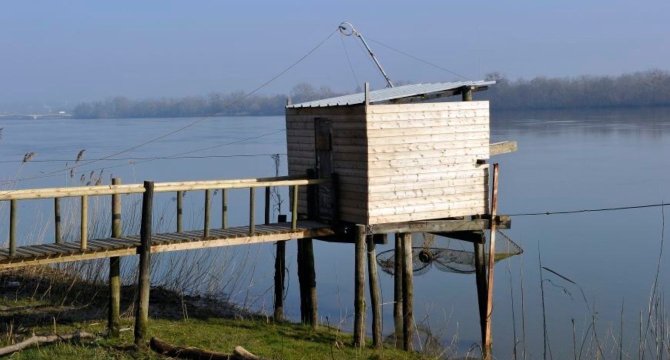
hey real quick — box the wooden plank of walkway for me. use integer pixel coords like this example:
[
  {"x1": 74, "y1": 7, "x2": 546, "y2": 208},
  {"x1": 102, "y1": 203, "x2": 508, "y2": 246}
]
[{"x1": 0, "y1": 221, "x2": 334, "y2": 270}]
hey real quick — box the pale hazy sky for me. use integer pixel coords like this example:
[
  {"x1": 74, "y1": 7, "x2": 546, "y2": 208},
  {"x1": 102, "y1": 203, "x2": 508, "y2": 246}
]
[{"x1": 1, "y1": 1, "x2": 668, "y2": 110}]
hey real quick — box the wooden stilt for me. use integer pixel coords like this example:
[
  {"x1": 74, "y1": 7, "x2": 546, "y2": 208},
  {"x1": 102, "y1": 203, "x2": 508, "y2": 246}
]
[
  {"x1": 304, "y1": 238, "x2": 317, "y2": 328},
  {"x1": 367, "y1": 234, "x2": 383, "y2": 348},
  {"x1": 394, "y1": 234, "x2": 404, "y2": 348},
  {"x1": 353, "y1": 224, "x2": 366, "y2": 348},
  {"x1": 297, "y1": 237, "x2": 317, "y2": 328},
  {"x1": 483, "y1": 163, "x2": 500, "y2": 359},
  {"x1": 474, "y1": 236, "x2": 488, "y2": 349},
  {"x1": 401, "y1": 232, "x2": 414, "y2": 351},
  {"x1": 297, "y1": 238, "x2": 306, "y2": 322},
  {"x1": 273, "y1": 215, "x2": 287, "y2": 322},
  {"x1": 108, "y1": 178, "x2": 122, "y2": 338},
  {"x1": 134, "y1": 181, "x2": 154, "y2": 347}
]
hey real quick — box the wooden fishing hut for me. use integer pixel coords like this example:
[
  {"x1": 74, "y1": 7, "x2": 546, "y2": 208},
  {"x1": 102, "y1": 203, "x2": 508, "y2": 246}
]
[{"x1": 284, "y1": 81, "x2": 517, "y2": 354}]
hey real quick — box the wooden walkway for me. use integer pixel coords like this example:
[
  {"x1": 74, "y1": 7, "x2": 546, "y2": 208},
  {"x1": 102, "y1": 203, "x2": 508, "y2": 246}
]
[{"x1": 0, "y1": 221, "x2": 333, "y2": 270}]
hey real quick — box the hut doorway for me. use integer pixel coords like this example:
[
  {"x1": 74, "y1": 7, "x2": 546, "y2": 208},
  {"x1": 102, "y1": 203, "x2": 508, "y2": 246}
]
[{"x1": 314, "y1": 118, "x2": 334, "y2": 221}]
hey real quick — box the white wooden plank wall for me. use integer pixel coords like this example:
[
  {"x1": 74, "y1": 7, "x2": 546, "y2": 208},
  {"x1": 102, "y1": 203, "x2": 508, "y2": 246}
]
[{"x1": 366, "y1": 102, "x2": 490, "y2": 224}]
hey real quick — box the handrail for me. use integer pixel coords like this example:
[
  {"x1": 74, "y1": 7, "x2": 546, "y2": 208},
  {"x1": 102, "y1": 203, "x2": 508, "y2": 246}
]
[{"x1": 0, "y1": 176, "x2": 328, "y2": 201}]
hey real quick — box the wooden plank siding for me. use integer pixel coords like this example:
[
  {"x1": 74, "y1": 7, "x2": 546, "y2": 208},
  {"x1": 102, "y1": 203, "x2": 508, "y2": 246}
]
[
  {"x1": 285, "y1": 101, "x2": 490, "y2": 225},
  {"x1": 365, "y1": 102, "x2": 489, "y2": 225},
  {"x1": 286, "y1": 105, "x2": 368, "y2": 224}
]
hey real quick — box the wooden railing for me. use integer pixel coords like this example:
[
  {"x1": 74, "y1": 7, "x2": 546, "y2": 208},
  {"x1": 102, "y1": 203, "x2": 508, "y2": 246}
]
[{"x1": 0, "y1": 175, "x2": 328, "y2": 256}]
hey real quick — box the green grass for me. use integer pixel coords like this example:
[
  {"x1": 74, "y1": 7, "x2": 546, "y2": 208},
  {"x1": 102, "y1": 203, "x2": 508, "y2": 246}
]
[
  {"x1": 0, "y1": 269, "x2": 432, "y2": 359},
  {"x1": 4, "y1": 317, "x2": 429, "y2": 359}
]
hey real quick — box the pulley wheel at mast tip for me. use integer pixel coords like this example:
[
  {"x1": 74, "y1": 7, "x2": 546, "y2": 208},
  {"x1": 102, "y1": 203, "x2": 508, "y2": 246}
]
[{"x1": 338, "y1": 22, "x2": 355, "y2": 36}]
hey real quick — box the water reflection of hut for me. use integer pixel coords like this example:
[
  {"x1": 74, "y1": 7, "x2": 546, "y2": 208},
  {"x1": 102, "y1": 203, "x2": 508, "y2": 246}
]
[{"x1": 283, "y1": 81, "x2": 517, "y2": 356}]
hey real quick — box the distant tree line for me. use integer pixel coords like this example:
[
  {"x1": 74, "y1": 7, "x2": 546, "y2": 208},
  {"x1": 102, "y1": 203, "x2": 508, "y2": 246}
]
[
  {"x1": 71, "y1": 70, "x2": 670, "y2": 119},
  {"x1": 481, "y1": 69, "x2": 670, "y2": 110},
  {"x1": 71, "y1": 83, "x2": 340, "y2": 119}
]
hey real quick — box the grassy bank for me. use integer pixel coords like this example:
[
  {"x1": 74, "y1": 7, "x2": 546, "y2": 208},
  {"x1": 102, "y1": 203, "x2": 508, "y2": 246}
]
[
  {"x1": 0, "y1": 316, "x2": 426, "y2": 359},
  {"x1": 0, "y1": 268, "x2": 428, "y2": 359}
]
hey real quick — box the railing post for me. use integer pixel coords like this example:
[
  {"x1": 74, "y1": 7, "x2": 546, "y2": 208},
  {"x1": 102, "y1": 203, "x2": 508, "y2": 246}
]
[
  {"x1": 9, "y1": 200, "x2": 17, "y2": 257},
  {"x1": 249, "y1": 187, "x2": 255, "y2": 235},
  {"x1": 264, "y1": 186, "x2": 271, "y2": 225},
  {"x1": 291, "y1": 185, "x2": 299, "y2": 230},
  {"x1": 134, "y1": 181, "x2": 154, "y2": 347},
  {"x1": 54, "y1": 198, "x2": 62, "y2": 244},
  {"x1": 109, "y1": 178, "x2": 122, "y2": 338},
  {"x1": 204, "y1": 189, "x2": 211, "y2": 238},
  {"x1": 221, "y1": 189, "x2": 228, "y2": 229},
  {"x1": 176, "y1": 191, "x2": 183, "y2": 233},
  {"x1": 80, "y1": 195, "x2": 88, "y2": 251}
]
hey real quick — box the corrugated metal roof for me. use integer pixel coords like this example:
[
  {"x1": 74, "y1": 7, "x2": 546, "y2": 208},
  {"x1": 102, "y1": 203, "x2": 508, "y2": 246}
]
[{"x1": 287, "y1": 80, "x2": 495, "y2": 108}]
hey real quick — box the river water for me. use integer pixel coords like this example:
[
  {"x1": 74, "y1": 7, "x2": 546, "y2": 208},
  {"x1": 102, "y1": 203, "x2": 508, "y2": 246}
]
[{"x1": 1, "y1": 107, "x2": 669, "y2": 358}]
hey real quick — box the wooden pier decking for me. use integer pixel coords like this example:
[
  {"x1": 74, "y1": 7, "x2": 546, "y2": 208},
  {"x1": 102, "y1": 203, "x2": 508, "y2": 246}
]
[{"x1": 0, "y1": 221, "x2": 333, "y2": 270}]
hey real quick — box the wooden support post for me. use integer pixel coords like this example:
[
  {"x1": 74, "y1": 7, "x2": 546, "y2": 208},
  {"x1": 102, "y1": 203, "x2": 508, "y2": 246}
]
[
  {"x1": 462, "y1": 86, "x2": 473, "y2": 101},
  {"x1": 401, "y1": 232, "x2": 414, "y2": 351},
  {"x1": 221, "y1": 189, "x2": 228, "y2": 229},
  {"x1": 176, "y1": 191, "x2": 183, "y2": 233},
  {"x1": 483, "y1": 164, "x2": 500, "y2": 359},
  {"x1": 291, "y1": 185, "x2": 298, "y2": 230},
  {"x1": 9, "y1": 200, "x2": 16, "y2": 257},
  {"x1": 249, "y1": 187, "x2": 255, "y2": 235},
  {"x1": 134, "y1": 181, "x2": 154, "y2": 347},
  {"x1": 109, "y1": 178, "x2": 122, "y2": 338},
  {"x1": 80, "y1": 195, "x2": 88, "y2": 251},
  {"x1": 393, "y1": 234, "x2": 403, "y2": 348},
  {"x1": 297, "y1": 238, "x2": 306, "y2": 322},
  {"x1": 54, "y1": 198, "x2": 62, "y2": 244},
  {"x1": 303, "y1": 238, "x2": 317, "y2": 328},
  {"x1": 273, "y1": 214, "x2": 287, "y2": 322},
  {"x1": 474, "y1": 235, "x2": 488, "y2": 350},
  {"x1": 264, "y1": 187, "x2": 271, "y2": 225},
  {"x1": 353, "y1": 224, "x2": 366, "y2": 348},
  {"x1": 204, "y1": 189, "x2": 211, "y2": 238},
  {"x1": 367, "y1": 234, "x2": 383, "y2": 348}
]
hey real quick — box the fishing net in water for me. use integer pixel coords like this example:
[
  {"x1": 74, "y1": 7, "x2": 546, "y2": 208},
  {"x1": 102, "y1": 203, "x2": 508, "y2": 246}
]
[{"x1": 376, "y1": 230, "x2": 523, "y2": 276}]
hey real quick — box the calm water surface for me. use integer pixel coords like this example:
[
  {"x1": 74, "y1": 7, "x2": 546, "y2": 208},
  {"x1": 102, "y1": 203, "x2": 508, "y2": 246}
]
[{"x1": 1, "y1": 108, "x2": 669, "y2": 358}]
